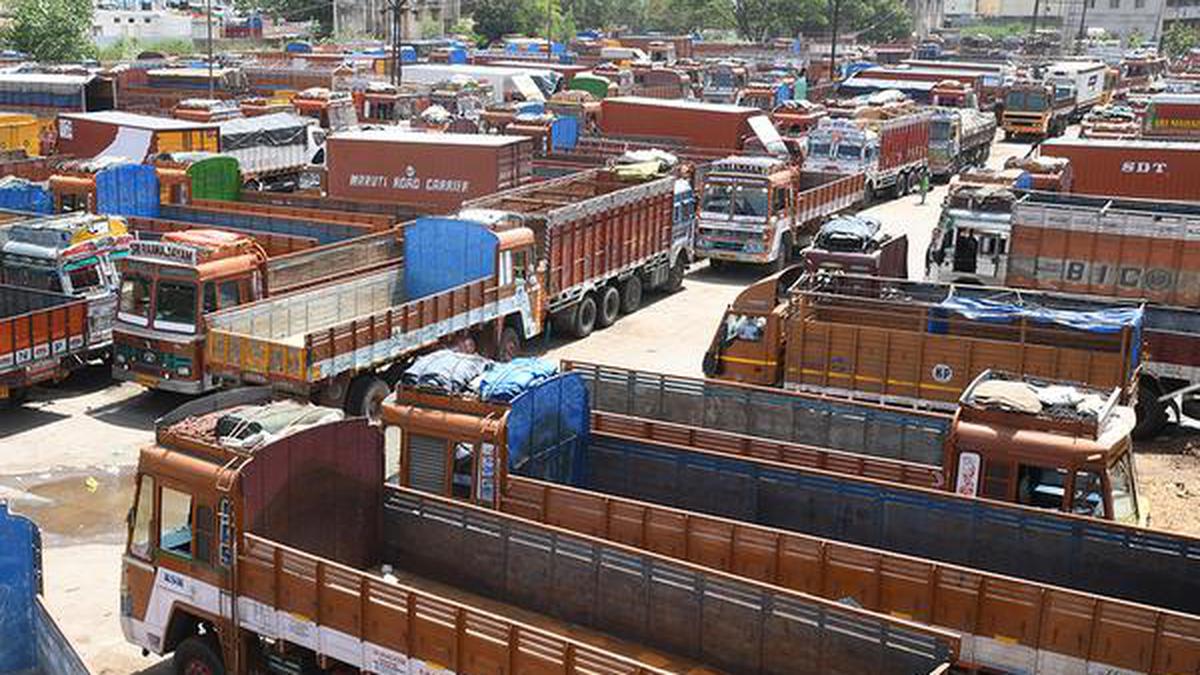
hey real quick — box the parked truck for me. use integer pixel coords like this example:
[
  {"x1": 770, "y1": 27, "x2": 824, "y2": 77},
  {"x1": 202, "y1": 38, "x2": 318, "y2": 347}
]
[
  {"x1": 928, "y1": 106, "x2": 996, "y2": 179},
  {"x1": 1142, "y1": 93, "x2": 1200, "y2": 139},
  {"x1": 1039, "y1": 137, "x2": 1200, "y2": 202},
  {"x1": 800, "y1": 214, "x2": 908, "y2": 278},
  {"x1": 216, "y1": 112, "x2": 320, "y2": 191},
  {"x1": 0, "y1": 213, "x2": 130, "y2": 359},
  {"x1": 1, "y1": 285, "x2": 89, "y2": 406},
  {"x1": 1001, "y1": 79, "x2": 1076, "y2": 140},
  {"x1": 694, "y1": 155, "x2": 864, "y2": 270},
  {"x1": 118, "y1": 387, "x2": 959, "y2": 675},
  {"x1": 562, "y1": 360, "x2": 1200, "y2": 617},
  {"x1": 113, "y1": 227, "x2": 402, "y2": 394},
  {"x1": 375, "y1": 362, "x2": 1200, "y2": 674},
  {"x1": 0, "y1": 502, "x2": 88, "y2": 675},
  {"x1": 598, "y1": 96, "x2": 788, "y2": 155},
  {"x1": 1044, "y1": 60, "x2": 1108, "y2": 116},
  {"x1": 805, "y1": 107, "x2": 931, "y2": 201},
  {"x1": 55, "y1": 111, "x2": 219, "y2": 162},
  {"x1": 205, "y1": 168, "x2": 694, "y2": 415}
]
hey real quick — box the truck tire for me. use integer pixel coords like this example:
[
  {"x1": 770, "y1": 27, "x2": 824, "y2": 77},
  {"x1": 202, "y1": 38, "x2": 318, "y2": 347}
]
[
  {"x1": 620, "y1": 276, "x2": 643, "y2": 314},
  {"x1": 345, "y1": 374, "x2": 390, "y2": 423},
  {"x1": 498, "y1": 326, "x2": 521, "y2": 361},
  {"x1": 597, "y1": 286, "x2": 620, "y2": 328},
  {"x1": 174, "y1": 636, "x2": 225, "y2": 675},
  {"x1": 573, "y1": 295, "x2": 598, "y2": 338},
  {"x1": 664, "y1": 256, "x2": 687, "y2": 292}
]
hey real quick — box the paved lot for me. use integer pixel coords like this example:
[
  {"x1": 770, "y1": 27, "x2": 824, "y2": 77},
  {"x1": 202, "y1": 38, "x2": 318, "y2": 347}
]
[{"x1": 4, "y1": 131, "x2": 1198, "y2": 673}]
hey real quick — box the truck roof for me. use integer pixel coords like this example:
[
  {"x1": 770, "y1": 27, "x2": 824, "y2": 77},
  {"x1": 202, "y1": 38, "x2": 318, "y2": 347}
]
[
  {"x1": 1, "y1": 214, "x2": 127, "y2": 256},
  {"x1": 1041, "y1": 135, "x2": 1200, "y2": 152},
  {"x1": 58, "y1": 110, "x2": 218, "y2": 131},
  {"x1": 128, "y1": 229, "x2": 262, "y2": 273},
  {"x1": 604, "y1": 95, "x2": 756, "y2": 114},
  {"x1": 709, "y1": 154, "x2": 791, "y2": 175},
  {"x1": 329, "y1": 127, "x2": 531, "y2": 147}
]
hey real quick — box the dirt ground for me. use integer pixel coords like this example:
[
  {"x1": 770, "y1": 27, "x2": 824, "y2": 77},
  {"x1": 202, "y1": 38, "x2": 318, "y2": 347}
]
[{"x1": 1131, "y1": 428, "x2": 1200, "y2": 534}]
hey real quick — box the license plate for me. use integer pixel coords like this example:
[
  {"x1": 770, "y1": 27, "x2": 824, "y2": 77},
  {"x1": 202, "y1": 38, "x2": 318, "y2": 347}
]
[{"x1": 135, "y1": 374, "x2": 159, "y2": 388}]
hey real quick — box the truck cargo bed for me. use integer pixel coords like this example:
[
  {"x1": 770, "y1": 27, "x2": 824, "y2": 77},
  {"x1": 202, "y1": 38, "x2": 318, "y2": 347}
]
[
  {"x1": 500, "y1": 474, "x2": 1200, "y2": 674},
  {"x1": 158, "y1": 204, "x2": 382, "y2": 244},
  {"x1": 0, "y1": 285, "x2": 88, "y2": 387},
  {"x1": 381, "y1": 487, "x2": 959, "y2": 674}
]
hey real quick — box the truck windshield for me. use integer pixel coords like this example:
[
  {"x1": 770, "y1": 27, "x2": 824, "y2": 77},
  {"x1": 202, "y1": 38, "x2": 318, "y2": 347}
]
[
  {"x1": 732, "y1": 186, "x2": 769, "y2": 217},
  {"x1": 701, "y1": 184, "x2": 733, "y2": 213},
  {"x1": 119, "y1": 274, "x2": 152, "y2": 325},
  {"x1": 154, "y1": 280, "x2": 198, "y2": 333},
  {"x1": 1006, "y1": 91, "x2": 1047, "y2": 111},
  {"x1": 836, "y1": 143, "x2": 863, "y2": 160},
  {"x1": 808, "y1": 140, "x2": 832, "y2": 158},
  {"x1": 1108, "y1": 452, "x2": 1139, "y2": 523},
  {"x1": 930, "y1": 121, "x2": 952, "y2": 142},
  {"x1": 66, "y1": 261, "x2": 106, "y2": 293}
]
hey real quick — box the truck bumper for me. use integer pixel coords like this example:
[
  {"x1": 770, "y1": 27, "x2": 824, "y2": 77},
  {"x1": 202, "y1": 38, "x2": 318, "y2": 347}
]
[
  {"x1": 112, "y1": 365, "x2": 212, "y2": 394},
  {"x1": 698, "y1": 247, "x2": 772, "y2": 264}
]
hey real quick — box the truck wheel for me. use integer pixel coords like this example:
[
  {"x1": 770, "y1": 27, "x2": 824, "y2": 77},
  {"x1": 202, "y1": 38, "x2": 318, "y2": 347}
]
[
  {"x1": 573, "y1": 295, "x2": 598, "y2": 338},
  {"x1": 174, "y1": 636, "x2": 224, "y2": 675},
  {"x1": 345, "y1": 374, "x2": 390, "y2": 423},
  {"x1": 620, "y1": 276, "x2": 643, "y2": 313},
  {"x1": 497, "y1": 326, "x2": 521, "y2": 361},
  {"x1": 664, "y1": 256, "x2": 687, "y2": 292},
  {"x1": 597, "y1": 286, "x2": 620, "y2": 328}
]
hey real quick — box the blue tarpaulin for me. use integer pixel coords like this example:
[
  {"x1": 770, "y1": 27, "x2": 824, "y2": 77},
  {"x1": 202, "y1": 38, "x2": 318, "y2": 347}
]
[
  {"x1": 403, "y1": 217, "x2": 497, "y2": 299},
  {"x1": 96, "y1": 164, "x2": 160, "y2": 218},
  {"x1": 0, "y1": 181, "x2": 51, "y2": 214},
  {"x1": 480, "y1": 358, "x2": 557, "y2": 403},
  {"x1": 507, "y1": 372, "x2": 588, "y2": 486},
  {"x1": 0, "y1": 503, "x2": 38, "y2": 672}
]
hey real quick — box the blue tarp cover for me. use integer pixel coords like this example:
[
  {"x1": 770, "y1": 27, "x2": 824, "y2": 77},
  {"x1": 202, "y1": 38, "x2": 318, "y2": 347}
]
[
  {"x1": 403, "y1": 217, "x2": 498, "y2": 299},
  {"x1": 507, "y1": 372, "x2": 588, "y2": 485},
  {"x1": 480, "y1": 358, "x2": 557, "y2": 403},
  {"x1": 0, "y1": 503, "x2": 38, "y2": 672}
]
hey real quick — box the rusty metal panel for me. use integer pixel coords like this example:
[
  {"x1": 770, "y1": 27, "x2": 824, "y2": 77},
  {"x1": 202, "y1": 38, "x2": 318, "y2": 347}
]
[{"x1": 241, "y1": 420, "x2": 383, "y2": 568}]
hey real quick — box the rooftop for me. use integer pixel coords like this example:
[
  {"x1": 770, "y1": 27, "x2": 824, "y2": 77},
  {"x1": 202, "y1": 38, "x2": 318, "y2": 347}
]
[
  {"x1": 330, "y1": 128, "x2": 530, "y2": 147},
  {"x1": 59, "y1": 110, "x2": 218, "y2": 131}
]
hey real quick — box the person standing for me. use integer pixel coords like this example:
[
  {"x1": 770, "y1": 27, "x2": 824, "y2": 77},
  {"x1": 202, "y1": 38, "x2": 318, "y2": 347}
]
[{"x1": 919, "y1": 170, "x2": 930, "y2": 205}]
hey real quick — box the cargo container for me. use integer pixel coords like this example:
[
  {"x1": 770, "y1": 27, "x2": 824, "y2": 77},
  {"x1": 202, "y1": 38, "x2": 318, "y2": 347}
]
[
  {"x1": 562, "y1": 361, "x2": 1200, "y2": 618},
  {"x1": 380, "y1": 368, "x2": 1200, "y2": 674},
  {"x1": 325, "y1": 129, "x2": 534, "y2": 213},
  {"x1": 55, "y1": 111, "x2": 219, "y2": 162},
  {"x1": 0, "y1": 214, "x2": 130, "y2": 359},
  {"x1": 694, "y1": 156, "x2": 864, "y2": 269},
  {"x1": 113, "y1": 226, "x2": 402, "y2": 395},
  {"x1": 1044, "y1": 60, "x2": 1108, "y2": 114},
  {"x1": 0, "y1": 503, "x2": 88, "y2": 675},
  {"x1": 0, "y1": 72, "x2": 115, "y2": 118},
  {"x1": 598, "y1": 96, "x2": 786, "y2": 153},
  {"x1": 1142, "y1": 93, "x2": 1200, "y2": 138},
  {"x1": 0, "y1": 285, "x2": 88, "y2": 405},
  {"x1": 1040, "y1": 137, "x2": 1200, "y2": 202},
  {"x1": 217, "y1": 113, "x2": 317, "y2": 190},
  {"x1": 118, "y1": 387, "x2": 960, "y2": 675},
  {"x1": 805, "y1": 107, "x2": 931, "y2": 200}
]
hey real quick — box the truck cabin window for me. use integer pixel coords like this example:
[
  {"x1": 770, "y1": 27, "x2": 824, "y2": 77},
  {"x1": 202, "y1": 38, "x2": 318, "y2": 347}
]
[
  {"x1": 1108, "y1": 453, "x2": 1139, "y2": 523},
  {"x1": 732, "y1": 186, "x2": 769, "y2": 218},
  {"x1": 1071, "y1": 470, "x2": 1106, "y2": 518},
  {"x1": 724, "y1": 314, "x2": 766, "y2": 344},
  {"x1": 119, "y1": 274, "x2": 152, "y2": 323},
  {"x1": 66, "y1": 262, "x2": 105, "y2": 293},
  {"x1": 159, "y1": 486, "x2": 194, "y2": 559},
  {"x1": 1017, "y1": 465, "x2": 1068, "y2": 511},
  {"x1": 701, "y1": 184, "x2": 733, "y2": 214},
  {"x1": 155, "y1": 280, "x2": 198, "y2": 333},
  {"x1": 930, "y1": 121, "x2": 952, "y2": 142},
  {"x1": 452, "y1": 443, "x2": 475, "y2": 500},
  {"x1": 836, "y1": 143, "x2": 863, "y2": 161},
  {"x1": 129, "y1": 475, "x2": 154, "y2": 559},
  {"x1": 808, "y1": 141, "x2": 832, "y2": 158}
]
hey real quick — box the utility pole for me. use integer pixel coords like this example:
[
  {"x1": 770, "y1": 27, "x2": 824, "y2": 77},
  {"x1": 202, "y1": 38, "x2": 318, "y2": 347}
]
[
  {"x1": 206, "y1": 0, "x2": 214, "y2": 99},
  {"x1": 1031, "y1": 0, "x2": 1041, "y2": 36},
  {"x1": 382, "y1": 0, "x2": 407, "y2": 87},
  {"x1": 828, "y1": 0, "x2": 841, "y2": 85},
  {"x1": 1076, "y1": 0, "x2": 1090, "y2": 53},
  {"x1": 547, "y1": 0, "x2": 553, "y2": 54},
  {"x1": 332, "y1": 0, "x2": 339, "y2": 38}
]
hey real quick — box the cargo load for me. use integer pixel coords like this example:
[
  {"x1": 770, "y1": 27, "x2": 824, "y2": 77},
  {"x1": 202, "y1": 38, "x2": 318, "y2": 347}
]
[
  {"x1": 216, "y1": 112, "x2": 317, "y2": 189},
  {"x1": 1040, "y1": 137, "x2": 1199, "y2": 202},
  {"x1": 324, "y1": 129, "x2": 534, "y2": 213},
  {"x1": 55, "y1": 111, "x2": 219, "y2": 162},
  {"x1": 1142, "y1": 93, "x2": 1200, "y2": 138}
]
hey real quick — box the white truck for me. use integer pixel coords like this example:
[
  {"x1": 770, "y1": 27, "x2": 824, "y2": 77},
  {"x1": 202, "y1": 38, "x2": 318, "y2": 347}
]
[
  {"x1": 217, "y1": 112, "x2": 323, "y2": 191},
  {"x1": 1044, "y1": 60, "x2": 1108, "y2": 119},
  {"x1": 928, "y1": 107, "x2": 997, "y2": 179}
]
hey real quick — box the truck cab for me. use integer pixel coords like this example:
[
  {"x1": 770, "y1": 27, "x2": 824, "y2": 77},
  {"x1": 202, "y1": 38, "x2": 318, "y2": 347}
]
[
  {"x1": 695, "y1": 155, "x2": 798, "y2": 268},
  {"x1": 0, "y1": 214, "x2": 130, "y2": 358},
  {"x1": 926, "y1": 181, "x2": 1016, "y2": 285},
  {"x1": 702, "y1": 61, "x2": 748, "y2": 103},
  {"x1": 951, "y1": 370, "x2": 1144, "y2": 525},
  {"x1": 292, "y1": 87, "x2": 358, "y2": 130},
  {"x1": 113, "y1": 230, "x2": 266, "y2": 393},
  {"x1": 1002, "y1": 80, "x2": 1074, "y2": 138}
]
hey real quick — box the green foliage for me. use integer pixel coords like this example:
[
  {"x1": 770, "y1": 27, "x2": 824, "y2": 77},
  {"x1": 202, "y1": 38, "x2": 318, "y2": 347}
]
[
  {"x1": 471, "y1": 0, "x2": 528, "y2": 42},
  {"x1": 1163, "y1": 22, "x2": 1200, "y2": 59},
  {"x1": 733, "y1": 0, "x2": 912, "y2": 42},
  {"x1": 96, "y1": 37, "x2": 194, "y2": 63},
  {"x1": 644, "y1": 0, "x2": 734, "y2": 33},
  {"x1": 1126, "y1": 27, "x2": 1144, "y2": 48},
  {"x1": 961, "y1": 21, "x2": 1030, "y2": 39},
  {"x1": 2, "y1": 0, "x2": 95, "y2": 62},
  {"x1": 238, "y1": 0, "x2": 330, "y2": 36}
]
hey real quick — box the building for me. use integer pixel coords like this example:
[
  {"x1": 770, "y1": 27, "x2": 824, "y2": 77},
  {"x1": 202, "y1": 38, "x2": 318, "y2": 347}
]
[
  {"x1": 334, "y1": 0, "x2": 462, "y2": 39},
  {"x1": 92, "y1": 5, "x2": 197, "y2": 46},
  {"x1": 1060, "y1": 0, "x2": 1169, "y2": 44}
]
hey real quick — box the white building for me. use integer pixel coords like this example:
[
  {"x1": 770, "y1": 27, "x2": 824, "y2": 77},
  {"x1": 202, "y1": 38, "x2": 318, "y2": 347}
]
[
  {"x1": 1061, "y1": 0, "x2": 1168, "y2": 44},
  {"x1": 92, "y1": 5, "x2": 197, "y2": 46}
]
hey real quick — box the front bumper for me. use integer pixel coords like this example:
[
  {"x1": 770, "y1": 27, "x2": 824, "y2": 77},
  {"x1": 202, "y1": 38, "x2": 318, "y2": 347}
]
[{"x1": 112, "y1": 364, "x2": 212, "y2": 394}]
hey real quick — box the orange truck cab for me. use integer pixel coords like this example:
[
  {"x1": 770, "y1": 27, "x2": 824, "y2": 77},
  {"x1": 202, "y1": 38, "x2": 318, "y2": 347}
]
[
  {"x1": 292, "y1": 87, "x2": 358, "y2": 130},
  {"x1": 112, "y1": 230, "x2": 267, "y2": 393}
]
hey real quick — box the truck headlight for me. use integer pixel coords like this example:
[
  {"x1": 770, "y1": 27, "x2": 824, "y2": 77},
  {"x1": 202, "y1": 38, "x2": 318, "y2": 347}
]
[{"x1": 177, "y1": 366, "x2": 190, "y2": 377}]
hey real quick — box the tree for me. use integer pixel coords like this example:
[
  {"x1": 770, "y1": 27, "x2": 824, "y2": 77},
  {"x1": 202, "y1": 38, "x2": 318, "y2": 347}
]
[
  {"x1": 734, "y1": 0, "x2": 911, "y2": 42},
  {"x1": 646, "y1": 0, "x2": 734, "y2": 33},
  {"x1": 2, "y1": 0, "x2": 95, "y2": 62},
  {"x1": 1163, "y1": 22, "x2": 1200, "y2": 59},
  {"x1": 472, "y1": 0, "x2": 530, "y2": 42}
]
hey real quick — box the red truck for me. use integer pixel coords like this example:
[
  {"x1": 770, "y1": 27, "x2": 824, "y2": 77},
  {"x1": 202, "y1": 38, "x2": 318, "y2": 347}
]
[
  {"x1": 0, "y1": 285, "x2": 89, "y2": 406},
  {"x1": 598, "y1": 96, "x2": 788, "y2": 155},
  {"x1": 1142, "y1": 93, "x2": 1200, "y2": 139},
  {"x1": 805, "y1": 106, "x2": 931, "y2": 201},
  {"x1": 1039, "y1": 137, "x2": 1198, "y2": 202}
]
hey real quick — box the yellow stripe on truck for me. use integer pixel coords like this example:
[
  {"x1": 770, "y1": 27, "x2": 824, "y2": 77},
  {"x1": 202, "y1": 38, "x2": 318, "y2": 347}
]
[
  {"x1": 789, "y1": 368, "x2": 961, "y2": 393},
  {"x1": 719, "y1": 355, "x2": 779, "y2": 366}
]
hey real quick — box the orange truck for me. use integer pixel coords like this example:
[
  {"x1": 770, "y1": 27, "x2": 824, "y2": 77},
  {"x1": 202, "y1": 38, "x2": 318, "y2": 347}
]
[
  {"x1": 118, "y1": 387, "x2": 960, "y2": 675},
  {"x1": 377, "y1": 363, "x2": 1199, "y2": 673},
  {"x1": 0, "y1": 284, "x2": 89, "y2": 406}
]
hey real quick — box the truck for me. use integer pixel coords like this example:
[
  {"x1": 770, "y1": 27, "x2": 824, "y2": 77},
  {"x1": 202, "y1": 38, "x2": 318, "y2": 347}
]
[
  {"x1": 204, "y1": 168, "x2": 693, "y2": 415},
  {"x1": 112, "y1": 227, "x2": 402, "y2": 394},
  {"x1": 800, "y1": 214, "x2": 908, "y2": 278},
  {"x1": 290, "y1": 87, "x2": 358, "y2": 130},
  {"x1": 117, "y1": 387, "x2": 960, "y2": 675},
  {"x1": 1038, "y1": 137, "x2": 1198, "y2": 202},
  {"x1": 55, "y1": 111, "x2": 220, "y2": 162},
  {"x1": 377, "y1": 362, "x2": 1200, "y2": 674},
  {"x1": 701, "y1": 271, "x2": 1151, "y2": 428},
  {"x1": 925, "y1": 180, "x2": 1022, "y2": 285},
  {"x1": 1043, "y1": 60, "x2": 1108, "y2": 116},
  {"x1": 694, "y1": 156, "x2": 865, "y2": 270},
  {"x1": 805, "y1": 107, "x2": 931, "y2": 202},
  {"x1": 1141, "y1": 93, "x2": 1200, "y2": 139},
  {"x1": 323, "y1": 129, "x2": 534, "y2": 214},
  {"x1": 0, "y1": 213, "x2": 130, "y2": 361},
  {"x1": 216, "y1": 112, "x2": 320, "y2": 191},
  {"x1": 0, "y1": 285, "x2": 90, "y2": 406},
  {"x1": 1001, "y1": 79, "x2": 1075, "y2": 140},
  {"x1": 701, "y1": 60, "x2": 749, "y2": 103},
  {"x1": 0, "y1": 502, "x2": 88, "y2": 675},
  {"x1": 562, "y1": 359, "x2": 1200, "y2": 617},
  {"x1": 597, "y1": 96, "x2": 788, "y2": 155},
  {"x1": 927, "y1": 106, "x2": 996, "y2": 179}
]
